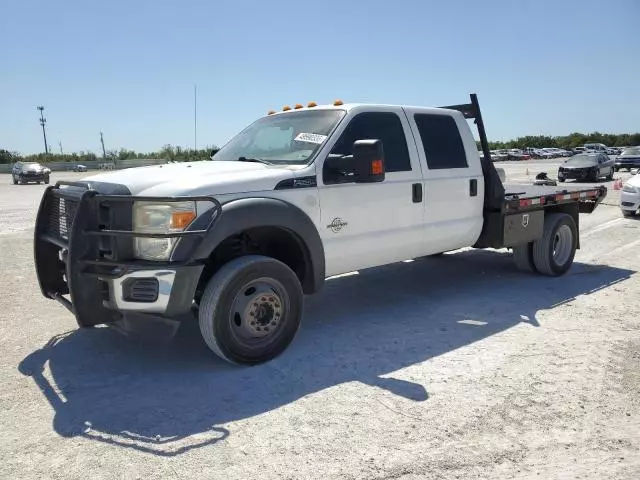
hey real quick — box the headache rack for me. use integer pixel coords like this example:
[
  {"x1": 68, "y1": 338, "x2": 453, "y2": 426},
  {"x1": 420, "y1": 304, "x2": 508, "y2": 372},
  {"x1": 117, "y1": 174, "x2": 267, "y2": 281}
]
[{"x1": 34, "y1": 181, "x2": 221, "y2": 322}]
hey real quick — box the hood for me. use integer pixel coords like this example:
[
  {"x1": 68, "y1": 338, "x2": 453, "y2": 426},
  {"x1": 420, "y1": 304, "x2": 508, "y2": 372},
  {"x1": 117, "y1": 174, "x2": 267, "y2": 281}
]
[
  {"x1": 82, "y1": 160, "x2": 298, "y2": 196},
  {"x1": 627, "y1": 172, "x2": 640, "y2": 188}
]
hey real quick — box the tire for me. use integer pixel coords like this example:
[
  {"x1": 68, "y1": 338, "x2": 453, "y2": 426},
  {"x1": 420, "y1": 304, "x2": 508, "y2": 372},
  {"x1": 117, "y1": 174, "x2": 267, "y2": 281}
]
[
  {"x1": 606, "y1": 169, "x2": 614, "y2": 180},
  {"x1": 558, "y1": 178, "x2": 565, "y2": 183},
  {"x1": 614, "y1": 166, "x2": 619, "y2": 172},
  {"x1": 532, "y1": 213, "x2": 577, "y2": 276},
  {"x1": 44, "y1": 176, "x2": 50, "y2": 184},
  {"x1": 12, "y1": 177, "x2": 17, "y2": 185},
  {"x1": 513, "y1": 242, "x2": 537, "y2": 272},
  {"x1": 198, "y1": 255, "x2": 304, "y2": 365},
  {"x1": 622, "y1": 210, "x2": 635, "y2": 218}
]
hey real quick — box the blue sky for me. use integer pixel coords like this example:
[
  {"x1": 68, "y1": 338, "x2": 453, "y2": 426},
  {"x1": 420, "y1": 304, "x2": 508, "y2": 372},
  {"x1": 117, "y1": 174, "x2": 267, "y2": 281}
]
[{"x1": 2, "y1": 0, "x2": 639, "y2": 155}]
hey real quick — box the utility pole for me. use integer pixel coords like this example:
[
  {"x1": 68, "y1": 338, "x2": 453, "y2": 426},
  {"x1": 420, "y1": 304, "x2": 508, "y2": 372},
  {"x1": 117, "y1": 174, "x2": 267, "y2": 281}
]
[
  {"x1": 194, "y1": 84, "x2": 197, "y2": 151},
  {"x1": 100, "y1": 131, "x2": 106, "y2": 159},
  {"x1": 37, "y1": 106, "x2": 49, "y2": 154},
  {"x1": 58, "y1": 141, "x2": 63, "y2": 155}
]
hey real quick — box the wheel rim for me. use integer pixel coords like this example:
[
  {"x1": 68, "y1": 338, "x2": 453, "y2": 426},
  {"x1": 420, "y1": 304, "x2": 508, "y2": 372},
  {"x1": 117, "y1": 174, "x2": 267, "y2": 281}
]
[
  {"x1": 228, "y1": 277, "x2": 288, "y2": 347},
  {"x1": 552, "y1": 225, "x2": 573, "y2": 265}
]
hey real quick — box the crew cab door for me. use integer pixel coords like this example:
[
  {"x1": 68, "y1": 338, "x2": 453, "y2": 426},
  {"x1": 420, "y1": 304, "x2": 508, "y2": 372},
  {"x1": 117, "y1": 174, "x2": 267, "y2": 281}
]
[
  {"x1": 316, "y1": 107, "x2": 425, "y2": 277},
  {"x1": 403, "y1": 108, "x2": 485, "y2": 253}
]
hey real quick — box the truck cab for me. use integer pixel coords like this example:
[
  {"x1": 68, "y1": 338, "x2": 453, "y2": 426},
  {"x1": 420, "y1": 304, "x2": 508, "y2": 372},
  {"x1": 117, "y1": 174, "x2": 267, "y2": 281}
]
[{"x1": 33, "y1": 94, "x2": 606, "y2": 365}]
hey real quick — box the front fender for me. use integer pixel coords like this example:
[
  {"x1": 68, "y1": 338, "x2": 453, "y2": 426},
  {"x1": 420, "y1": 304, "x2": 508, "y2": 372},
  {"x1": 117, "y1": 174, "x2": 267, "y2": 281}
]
[{"x1": 176, "y1": 197, "x2": 325, "y2": 294}]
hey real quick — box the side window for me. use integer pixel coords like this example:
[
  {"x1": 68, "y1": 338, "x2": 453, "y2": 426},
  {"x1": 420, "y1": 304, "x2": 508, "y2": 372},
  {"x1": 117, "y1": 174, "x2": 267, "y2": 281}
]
[
  {"x1": 414, "y1": 114, "x2": 469, "y2": 170},
  {"x1": 330, "y1": 112, "x2": 411, "y2": 173}
]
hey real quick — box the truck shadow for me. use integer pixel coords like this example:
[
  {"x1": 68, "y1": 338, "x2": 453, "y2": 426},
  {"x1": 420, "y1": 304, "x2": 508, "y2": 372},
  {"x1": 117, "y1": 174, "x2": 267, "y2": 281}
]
[{"x1": 18, "y1": 249, "x2": 634, "y2": 456}]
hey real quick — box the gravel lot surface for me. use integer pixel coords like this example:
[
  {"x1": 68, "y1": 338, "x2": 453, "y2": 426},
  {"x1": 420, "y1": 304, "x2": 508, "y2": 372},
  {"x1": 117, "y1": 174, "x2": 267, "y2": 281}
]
[{"x1": 1, "y1": 162, "x2": 639, "y2": 479}]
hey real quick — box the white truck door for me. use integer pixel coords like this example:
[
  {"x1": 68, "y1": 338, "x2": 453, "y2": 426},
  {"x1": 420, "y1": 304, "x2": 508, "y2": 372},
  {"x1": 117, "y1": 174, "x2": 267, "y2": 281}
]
[
  {"x1": 316, "y1": 107, "x2": 425, "y2": 277},
  {"x1": 403, "y1": 108, "x2": 485, "y2": 253}
]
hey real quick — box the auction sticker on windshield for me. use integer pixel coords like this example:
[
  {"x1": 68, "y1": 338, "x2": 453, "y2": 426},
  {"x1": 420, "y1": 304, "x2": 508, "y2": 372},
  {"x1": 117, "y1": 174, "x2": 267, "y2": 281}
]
[{"x1": 294, "y1": 132, "x2": 328, "y2": 144}]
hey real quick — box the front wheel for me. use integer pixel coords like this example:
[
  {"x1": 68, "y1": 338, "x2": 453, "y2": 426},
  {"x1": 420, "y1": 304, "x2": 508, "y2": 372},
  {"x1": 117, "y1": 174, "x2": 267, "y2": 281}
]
[
  {"x1": 12, "y1": 176, "x2": 17, "y2": 185},
  {"x1": 198, "y1": 255, "x2": 304, "y2": 365},
  {"x1": 532, "y1": 213, "x2": 577, "y2": 276},
  {"x1": 622, "y1": 210, "x2": 636, "y2": 218},
  {"x1": 606, "y1": 169, "x2": 614, "y2": 180},
  {"x1": 44, "y1": 176, "x2": 50, "y2": 184},
  {"x1": 558, "y1": 178, "x2": 565, "y2": 183}
]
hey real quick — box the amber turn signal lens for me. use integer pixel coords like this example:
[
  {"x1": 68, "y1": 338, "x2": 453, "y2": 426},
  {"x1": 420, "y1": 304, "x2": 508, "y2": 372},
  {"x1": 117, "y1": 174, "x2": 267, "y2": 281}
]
[
  {"x1": 333, "y1": 99, "x2": 344, "y2": 106},
  {"x1": 294, "y1": 103, "x2": 303, "y2": 109},
  {"x1": 282, "y1": 105, "x2": 292, "y2": 111},
  {"x1": 307, "y1": 102, "x2": 317, "y2": 107},
  {"x1": 171, "y1": 211, "x2": 197, "y2": 229},
  {"x1": 371, "y1": 159, "x2": 384, "y2": 175}
]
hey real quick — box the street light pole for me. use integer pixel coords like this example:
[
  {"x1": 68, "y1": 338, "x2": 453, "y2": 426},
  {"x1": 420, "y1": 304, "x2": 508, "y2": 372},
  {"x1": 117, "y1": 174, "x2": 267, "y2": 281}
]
[{"x1": 37, "y1": 106, "x2": 49, "y2": 154}]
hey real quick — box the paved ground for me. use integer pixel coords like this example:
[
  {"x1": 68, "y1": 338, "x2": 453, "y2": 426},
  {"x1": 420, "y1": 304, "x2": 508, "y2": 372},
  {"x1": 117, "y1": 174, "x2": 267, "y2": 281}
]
[{"x1": 1, "y1": 163, "x2": 639, "y2": 479}]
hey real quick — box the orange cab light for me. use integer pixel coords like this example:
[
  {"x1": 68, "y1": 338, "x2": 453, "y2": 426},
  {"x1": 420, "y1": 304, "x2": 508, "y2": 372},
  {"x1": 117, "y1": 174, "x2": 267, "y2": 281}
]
[
  {"x1": 308, "y1": 101, "x2": 317, "y2": 107},
  {"x1": 282, "y1": 105, "x2": 292, "y2": 111},
  {"x1": 267, "y1": 110, "x2": 276, "y2": 115},
  {"x1": 333, "y1": 99, "x2": 344, "y2": 106},
  {"x1": 371, "y1": 159, "x2": 384, "y2": 175},
  {"x1": 171, "y1": 211, "x2": 197, "y2": 230},
  {"x1": 294, "y1": 103, "x2": 303, "y2": 109}
]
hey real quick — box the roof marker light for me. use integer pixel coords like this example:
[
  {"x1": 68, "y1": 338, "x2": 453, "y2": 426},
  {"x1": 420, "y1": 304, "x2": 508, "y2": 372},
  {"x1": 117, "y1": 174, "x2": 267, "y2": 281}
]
[
  {"x1": 333, "y1": 99, "x2": 344, "y2": 106},
  {"x1": 282, "y1": 105, "x2": 292, "y2": 111}
]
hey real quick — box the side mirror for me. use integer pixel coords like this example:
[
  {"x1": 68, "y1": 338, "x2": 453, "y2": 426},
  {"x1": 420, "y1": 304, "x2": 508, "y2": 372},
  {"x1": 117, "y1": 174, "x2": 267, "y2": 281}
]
[{"x1": 352, "y1": 139, "x2": 385, "y2": 183}]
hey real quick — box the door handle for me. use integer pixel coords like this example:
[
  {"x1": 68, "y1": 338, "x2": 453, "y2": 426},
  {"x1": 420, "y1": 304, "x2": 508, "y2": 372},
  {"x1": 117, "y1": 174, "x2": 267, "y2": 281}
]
[
  {"x1": 412, "y1": 183, "x2": 422, "y2": 203},
  {"x1": 469, "y1": 179, "x2": 478, "y2": 197}
]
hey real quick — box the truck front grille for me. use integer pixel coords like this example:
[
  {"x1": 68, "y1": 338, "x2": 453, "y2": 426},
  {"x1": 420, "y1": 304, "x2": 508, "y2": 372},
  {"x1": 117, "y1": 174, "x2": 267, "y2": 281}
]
[{"x1": 47, "y1": 196, "x2": 79, "y2": 240}]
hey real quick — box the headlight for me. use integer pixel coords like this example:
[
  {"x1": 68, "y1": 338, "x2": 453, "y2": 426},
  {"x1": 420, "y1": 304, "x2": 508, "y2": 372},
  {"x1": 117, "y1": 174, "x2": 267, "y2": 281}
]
[
  {"x1": 133, "y1": 201, "x2": 197, "y2": 260},
  {"x1": 622, "y1": 184, "x2": 638, "y2": 194}
]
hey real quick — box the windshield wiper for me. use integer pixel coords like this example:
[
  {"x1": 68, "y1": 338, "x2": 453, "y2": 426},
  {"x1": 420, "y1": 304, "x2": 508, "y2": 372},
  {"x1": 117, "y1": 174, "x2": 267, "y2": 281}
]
[{"x1": 237, "y1": 156, "x2": 273, "y2": 166}]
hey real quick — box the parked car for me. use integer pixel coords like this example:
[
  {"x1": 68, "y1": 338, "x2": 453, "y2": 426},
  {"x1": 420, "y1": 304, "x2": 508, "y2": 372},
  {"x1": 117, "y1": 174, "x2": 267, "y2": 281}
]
[
  {"x1": 11, "y1": 162, "x2": 50, "y2": 185},
  {"x1": 584, "y1": 143, "x2": 608, "y2": 154},
  {"x1": 507, "y1": 149, "x2": 530, "y2": 160},
  {"x1": 535, "y1": 149, "x2": 554, "y2": 159},
  {"x1": 620, "y1": 171, "x2": 640, "y2": 217},
  {"x1": 572, "y1": 147, "x2": 586, "y2": 155},
  {"x1": 614, "y1": 147, "x2": 640, "y2": 172},
  {"x1": 490, "y1": 149, "x2": 509, "y2": 161},
  {"x1": 72, "y1": 164, "x2": 88, "y2": 172},
  {"x1": 558, "y1": 153, "x2": 614, "y2": 182}
]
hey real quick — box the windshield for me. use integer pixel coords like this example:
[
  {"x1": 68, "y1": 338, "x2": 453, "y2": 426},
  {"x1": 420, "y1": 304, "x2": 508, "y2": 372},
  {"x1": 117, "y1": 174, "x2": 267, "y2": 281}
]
[
  {"x1": 24, "y1": 163, "x2": 41, "y2": 169},
  {"x1": 565, "y1": 155, "x2": 596, "y2": 165},
  {"x1": 212, "y1": 109, "x2": 346, "y2": 165}
]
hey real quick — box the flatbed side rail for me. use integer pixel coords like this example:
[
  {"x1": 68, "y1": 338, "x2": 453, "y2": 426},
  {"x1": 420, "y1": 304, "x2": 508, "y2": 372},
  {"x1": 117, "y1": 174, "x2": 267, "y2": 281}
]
[{"x1": 503, "y1": 184, "x2": 607, "y2": 213}]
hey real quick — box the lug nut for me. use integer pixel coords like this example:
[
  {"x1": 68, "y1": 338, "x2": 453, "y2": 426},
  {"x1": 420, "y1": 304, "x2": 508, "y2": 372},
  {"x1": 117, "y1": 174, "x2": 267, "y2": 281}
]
[
  {"x1": 264, "y1": 327, "x2": 269, "y2": 332},
  {"x1": 251, "y1": 321, "x2": 256, "y2": 326},
  {"x1": 271, "y1": 322, "x2": 276, "y2": 326}
]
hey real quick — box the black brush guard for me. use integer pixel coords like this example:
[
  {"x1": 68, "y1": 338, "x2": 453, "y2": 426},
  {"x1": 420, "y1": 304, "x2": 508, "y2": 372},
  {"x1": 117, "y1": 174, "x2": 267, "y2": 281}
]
[{"x1": 34, "y1": 181, "x2": 221, "y2": 327}]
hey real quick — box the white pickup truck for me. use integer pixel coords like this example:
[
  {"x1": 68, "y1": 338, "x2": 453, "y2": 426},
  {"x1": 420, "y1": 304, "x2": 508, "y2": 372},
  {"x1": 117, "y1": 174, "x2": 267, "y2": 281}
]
[{"x1": 34, "y1": 94, "x2": 607, "y2": 365}]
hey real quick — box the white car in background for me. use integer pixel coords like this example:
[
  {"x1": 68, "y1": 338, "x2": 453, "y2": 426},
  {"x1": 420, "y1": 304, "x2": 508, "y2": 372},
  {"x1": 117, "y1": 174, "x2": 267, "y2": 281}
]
[{"x1": 620, "y1": 172, "x2": 640, "y2": 217}]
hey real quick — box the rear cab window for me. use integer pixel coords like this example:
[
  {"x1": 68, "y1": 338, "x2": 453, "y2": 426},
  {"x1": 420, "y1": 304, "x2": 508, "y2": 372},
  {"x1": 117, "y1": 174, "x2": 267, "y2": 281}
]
[{"x1": 412, "y1": 113, "x2": 469, "y2": 170}]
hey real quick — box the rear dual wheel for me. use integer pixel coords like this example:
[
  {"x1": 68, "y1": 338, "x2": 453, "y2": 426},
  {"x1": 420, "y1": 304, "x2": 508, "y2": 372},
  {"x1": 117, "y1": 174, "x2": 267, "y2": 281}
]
[{"x1": 513, "y1": 213, "x2": 577, "y2": 276}]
